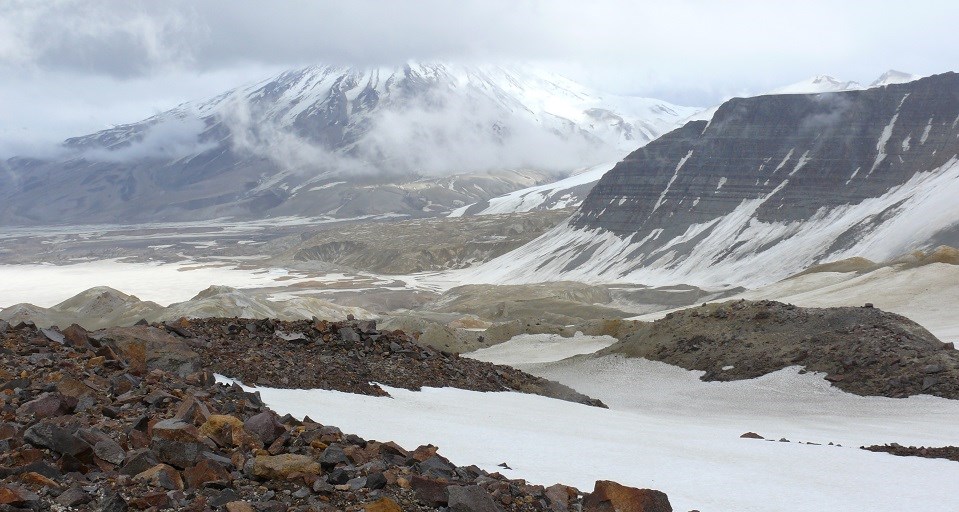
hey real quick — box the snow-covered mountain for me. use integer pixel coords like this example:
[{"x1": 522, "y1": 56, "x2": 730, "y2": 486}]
[
  {"x1": 767, "y1": 70, "x2": 922, "y2": 96},
  {"x1": 768, "y1": 75, "x2": 865, "y2": 95},
  {"x1": 466, "y1": 72, "x2": 959, "y2": 288},
  {"x1": 0, "y1": 63, "x2": 697, "y2": 225},
  {"x1": 870, "y1": 70, "x2": 923, "y2": 87}
]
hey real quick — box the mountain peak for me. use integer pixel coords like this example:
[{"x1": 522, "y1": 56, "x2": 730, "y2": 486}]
[
  {"x1": 870, "y1": 69, "x2": 921, "y2": 87},
  {"x1": 768, "y1": 75, "x2": 864, "y2": 95}
]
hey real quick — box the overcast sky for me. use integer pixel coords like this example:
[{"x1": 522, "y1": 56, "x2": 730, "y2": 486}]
[{"x1": 2, "y1": 0, "x2": 958, "y2": 156}]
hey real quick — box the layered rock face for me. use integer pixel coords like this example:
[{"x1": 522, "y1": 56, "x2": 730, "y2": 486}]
[
  {"x1": 472, "y1": 73, "x2": 959, "y2": 287},
  {"x1": 578, "y1": 72, "x2": 959, "y2": 233}
]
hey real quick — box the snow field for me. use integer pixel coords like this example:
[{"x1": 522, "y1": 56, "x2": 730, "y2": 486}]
[{"x1": 226, "y1": 333, "x2": 959, "y2": 512}]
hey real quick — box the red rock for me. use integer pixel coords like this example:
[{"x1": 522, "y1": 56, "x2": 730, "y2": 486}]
[
  {"x1": 129, "y1": 491, "x2": 171, "y2": 509},
  {"x1": 411, "y1": 475, "x2": 450, "y2": 507},
  {"x1": 17, "y1": 392, "x2": 76, "y2": 419},
  {"x1": 184, "y1": 459, "x2": 232, "y2": 489},
  {"x1": 20, "y1": 471, "x2": 60, "y2": 488},
  {"x1": 134, "y1": 463, "x2": 185, "y2": 491},
  {"x1": 411, "y1": 444, "x2": 439, "y2": 461},
  {"x1": 0, "y1": 485, "x2": 38, "y2": 505},
  {"x1": 582, "y1": 480, "x2": 672, "y2": 512},
  {"x1": 62, "y1": 324, "x2": 91, "y2": 348}
]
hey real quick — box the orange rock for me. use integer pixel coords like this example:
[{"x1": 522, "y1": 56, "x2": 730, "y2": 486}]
[
  {"x1": 582, "y1": 480, "x2": 672, "y2": 512},
  {"x1": 251, "y1": 454, "x2": 322, "y2": 479},
  {"x1": 133, "y1": 463, "x2": 184, "y2": 491},
  {"x1": 225, "y1": 500, "x2": 256, "y2": 512},
  {"x1": 364, "y1": 497, "x2": 403, "y2": 512},
  {"x1": 20, "y1": 472, "x2": 59, "y2": 488}
]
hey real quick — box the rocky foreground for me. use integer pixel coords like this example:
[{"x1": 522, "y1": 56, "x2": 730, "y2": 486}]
[
  {"x1": 0, "y1": 320, "x2": 675, "y2": 511},
  {"x1": 602, "y1": 300, "x2": 959, "y2": 398}
]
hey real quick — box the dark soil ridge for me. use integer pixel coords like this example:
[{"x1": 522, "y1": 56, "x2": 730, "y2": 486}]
[
  {"x1": 0, "y1": 320, "x2": 669, "y2": 511},
  {"x1": 103, "y1": 316, "x2": 607, "y2": 408},
  {"x1": 862, "y1": 444, "x2": 959, "y2": 463},
  {"x1": 601, "y1": 299, "x2": 959, "y2": 398}
]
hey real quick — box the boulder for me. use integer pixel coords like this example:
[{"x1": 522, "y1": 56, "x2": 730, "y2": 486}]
[
  {"x1": 23, "y1": 420, "x2": 90, "y2": 457},
  {"x1": 447, "y1": 484, "x2": 504, "y2": 512},
  {"x1": 151, "y1": 419, "x2": 205, "y2": 468},
  {"x1": 184, "y1": 459, "x2": 232, "y2": 489},
  {"x1": 134, "y1": 463, "x2": 184, "y2": 490},
  {"x1": 119, "y1": 448, "x2": 160, "y2": 476},
  {"x1": 243, "y1": 411, "x2": 286, "y2": 445},
  {"x1": 17, "y1": 392, "x2": 76, "y2": 418},
  {"x1": 97, "y1": 326, "x2": 200, "y2": 376},
  {"x1": 0, "y1": 485, "x2": 39, "y2": 506},
  {"x1": 249, "y1": 454, "x2": 321, "y2": 480},
  {"x1": 582, "y1": 480, "x2": 672, "y2": 512},
  {"x1": 93, "y1": 438, "x2": 126, "y2": 465},
  {"x1": 411, "y1": 475, "x2": 450, "y2": 507}
]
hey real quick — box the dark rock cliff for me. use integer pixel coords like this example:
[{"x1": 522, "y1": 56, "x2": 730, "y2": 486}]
[{"x1": 576, "y1": 72, "x2": 959, "y2": 242}]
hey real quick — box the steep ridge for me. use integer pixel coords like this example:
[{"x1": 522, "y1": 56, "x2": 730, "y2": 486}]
[
  {"x1": 468, "y1": 72, "x2": 959, "y2": 288},
  {"x1": 0, "y1": 63, "x2": 696, "y2": 225}
]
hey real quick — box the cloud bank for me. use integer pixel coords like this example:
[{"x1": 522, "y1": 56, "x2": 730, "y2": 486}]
[{"x1": 2, "y1": 0, "x2": 958, "y2": 155}]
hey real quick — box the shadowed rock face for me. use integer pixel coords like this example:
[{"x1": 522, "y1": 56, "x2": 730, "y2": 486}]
[{"x1": 577, "y1": 72, "x2": 959, "y2": 237}]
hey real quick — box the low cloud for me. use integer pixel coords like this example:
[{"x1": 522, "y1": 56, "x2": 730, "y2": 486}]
[
  {"x1": 76, "y1": 115, "x2": 215, "y2": 163},
  {"x1": 799, "y1": 93, "x2": 855, "y2": 134},
  {"x1": 217, "y1": 85, "x2": 622, "y2": 178}
]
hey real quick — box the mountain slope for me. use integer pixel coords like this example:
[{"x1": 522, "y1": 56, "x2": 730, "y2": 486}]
[
  {"x1": 466, "y1": 72, "x2": 959, "y2": 288},
  {"x1": 0, "y1": 63, "x2": 696, "y2": 225}
]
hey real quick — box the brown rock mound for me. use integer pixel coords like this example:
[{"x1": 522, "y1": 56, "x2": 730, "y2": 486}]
[{"x1": 602, "y1": 300, "x2": 958, "y2": 398}]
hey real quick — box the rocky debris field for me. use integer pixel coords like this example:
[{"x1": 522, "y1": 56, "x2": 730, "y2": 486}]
[
  {"x1": 167, "y1": 317, "x2": 605, "y2": 408},
  {"x1": 862, "y1": 444, "x2": 959, "y2": 463},
  {"x1": 602, "y1": 300, "x2": 959, "y2": 398},
  {"x1": 0, "y1": 320, "x2": 673, "y2": 512}
]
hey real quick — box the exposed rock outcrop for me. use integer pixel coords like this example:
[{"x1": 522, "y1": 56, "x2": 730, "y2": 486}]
[{"x1": 602, "y1": 300, "x2": 959, "y2": 398}]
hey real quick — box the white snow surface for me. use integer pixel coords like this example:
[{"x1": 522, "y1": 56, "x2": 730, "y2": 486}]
[
  {"x1": 463, "y1": 157, "x2": 959, "y2": 289},
  {"x1": 0, "y1": 260, "x2": 312, "y2": 307},
  {"x1": 765, "y1": 70, "x2": 922, "y2": 96},
  {"x1": 226, "y1": 336, "x2": 959, "y2": 512},
  {"x1": 465, "y1": 333, "x2": 617, "y2": 365},
  {"x1": 455, "y1": 162, "x2": 618, "y2": 216},
  {"x1": 767, "y1": 75, "x2": 864, "y2": 95},
  {"x1": 737, "y1": 264, "x2": 959, "y2": 343},
  {"x1": 0, "y1": 259, "x2": 405, "y2": 308}
]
